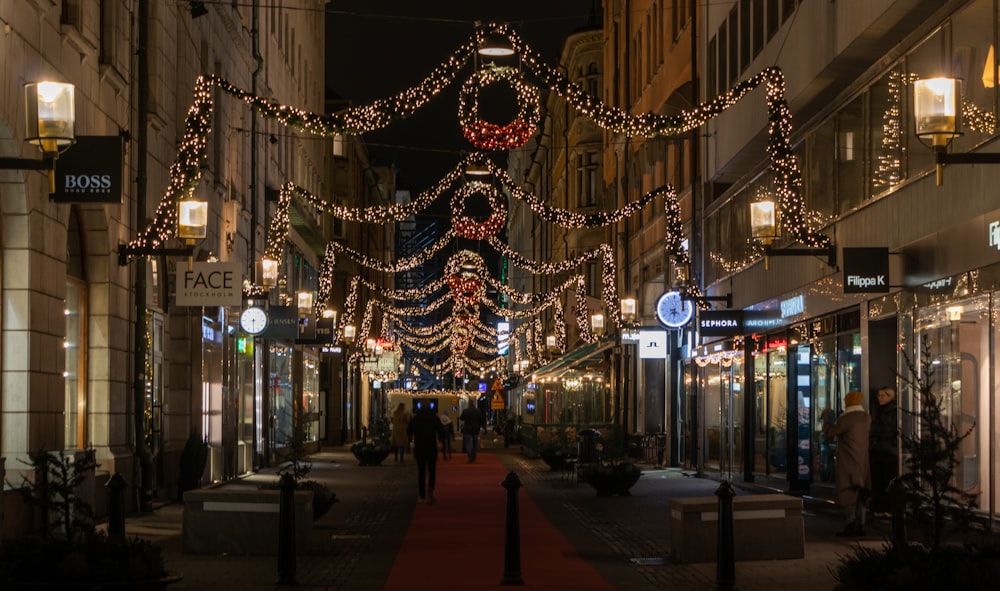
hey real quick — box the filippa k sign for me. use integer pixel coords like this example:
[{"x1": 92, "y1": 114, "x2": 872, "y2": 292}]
[{"x1": 175, "y1": 262, "x2": 242, "y2": 306}]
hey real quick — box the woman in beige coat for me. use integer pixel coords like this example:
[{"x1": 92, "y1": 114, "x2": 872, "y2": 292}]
[
  {"x1": 824, "y1": 390, "x2": 871, "y2": 536},
  {"x1": 391, "y1": 403, "x2": 411, "y2": 462}
]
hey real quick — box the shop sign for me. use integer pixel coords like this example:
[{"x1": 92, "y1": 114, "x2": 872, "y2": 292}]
[
  {"x1": 912, "y1": 274, "x2": 960, "y2": 294},
  {"x1": 497, "y1": 321, "x2": 510, "y2": 355},
  {"x1": 743, "y1": 310, "x2": 782, "y2": 331},
  {"x1": 175, "y1": 262, "x2": 241, "y2": 306},
  {"x1": 843, "y1": 247, "x2": 889, "y2": 293},
  {"x1": 51, "y1": 136, "x2": 123, "y2": 203},
  {"x1": 260, "y1": 306, "x2": 298, "y2": 340},
  {"x1": 638, "y1": 330, "x2": 668, "y2": 359},
  {"x1": 780, "y1": 294, "x2": 804, "y2": 319},
  {"x1": 297, "y1": 318, "x2": 334, "y2": 345},
  {"x1": 698, "y1": 310, "x2": 744, "y2": 337}
]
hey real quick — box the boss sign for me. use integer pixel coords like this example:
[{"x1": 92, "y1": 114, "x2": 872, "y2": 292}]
[{"x1": 175, "y1": 262, "x2": 242, "y2": 306}]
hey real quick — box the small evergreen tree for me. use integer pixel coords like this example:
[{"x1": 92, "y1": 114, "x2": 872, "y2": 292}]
[{"x1": 896, "y1": 334, "x2": 978, "y2": 551}]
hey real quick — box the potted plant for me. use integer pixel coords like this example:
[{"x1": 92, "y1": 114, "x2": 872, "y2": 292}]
[
  {"x1": 833, "y1": 335, "x2": 1000, "y2": 590},
  {"x1": 0, "y1": 450, "x2": 181, "y2": 590},
  {"x1": 351, "y1": 420, "x2": 392, "y2": 466},
  {"x1": 536, "y1": 426, "x2": 576, "y2": 470},
  {"x1": 579, "y1": 459, "x2": 642, "y2": 496}
]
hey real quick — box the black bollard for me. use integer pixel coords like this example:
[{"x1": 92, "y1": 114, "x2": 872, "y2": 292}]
[
  {"x1": 276, "y1": 473, "x2": 297, "y2": 585},
  {"x1": 888, "y1": 478, "x2": 906, "y2": 553},
  {"x1": 500, "y1": 471, "x2": 524, "y2": 585},
  {"x1": 715, "y1": 480, "x2": 736, "y2": 591},
  {"x1": 106, "y1": 473, "x2": 127, "y2": 540}
]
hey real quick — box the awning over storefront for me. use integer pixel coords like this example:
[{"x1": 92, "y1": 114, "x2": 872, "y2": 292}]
[{"x1": 531, "y1": 341, "x2": 613, "y2": 381}]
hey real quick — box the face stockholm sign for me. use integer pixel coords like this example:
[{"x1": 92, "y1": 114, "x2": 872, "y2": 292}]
[
  {"x1": 175, "y1": 262, "x2": 242, "y2": 306},
  {"x1": 843, "y1": 247, "x2": 889, "y2": 293}
]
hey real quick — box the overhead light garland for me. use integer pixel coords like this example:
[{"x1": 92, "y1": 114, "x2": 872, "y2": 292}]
[{"x1": 451, "y1": 180, "x2": 507, "y2": 239}]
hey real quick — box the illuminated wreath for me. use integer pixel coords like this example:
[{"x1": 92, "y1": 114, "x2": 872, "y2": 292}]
[
  {"x1": 446, "y1": 275, "x2": 485, "y2": 307},
  {"x1": 458, "y1": 66, "x2": 540, "y2": 150},
  {"x1": 451, "y1": 181, "x2": 507, "y2": 239}
]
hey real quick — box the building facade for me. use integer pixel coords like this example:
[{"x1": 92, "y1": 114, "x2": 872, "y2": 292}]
[{"x1": 0, "y1": 0, "x2": 330, "y2": 537}]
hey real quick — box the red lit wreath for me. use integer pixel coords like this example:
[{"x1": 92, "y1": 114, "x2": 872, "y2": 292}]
[
  {"x1": 458, "y1": 66, "x2": 540, "y2": 150},
  {"x1": 451, "y1": 181, "x2": 507, "y2": 239}
]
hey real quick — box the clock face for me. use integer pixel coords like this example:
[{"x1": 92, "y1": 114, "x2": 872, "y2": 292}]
[
  {"x1": 240, "y1": 306, "x2": 269, "y2": 335},
  {"x1": 655, "y1": 290, "x2": 694, "y2": 328}
]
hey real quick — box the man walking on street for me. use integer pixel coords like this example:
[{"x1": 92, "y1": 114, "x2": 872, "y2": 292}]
[
  {"x1": 407, "y1": 405, "x2": 446, "y2": 504},
  {"x1": 460, "y1": 404, "x2": 484, "y2": 463}
]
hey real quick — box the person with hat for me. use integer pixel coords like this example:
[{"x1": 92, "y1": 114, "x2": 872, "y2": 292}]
[{"x1": 824, "y1": 390, "x2": 871, "y2": 536}]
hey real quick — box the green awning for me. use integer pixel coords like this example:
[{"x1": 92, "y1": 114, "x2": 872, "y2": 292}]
[{"x1": 531, "y1": 341, "x2": 613, "y2": 380}]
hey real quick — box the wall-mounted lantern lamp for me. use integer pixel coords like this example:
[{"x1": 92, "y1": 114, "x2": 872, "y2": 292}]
[
  {"x1": 342, "y1": 324, "x2": 356, "y2": 345},
  {"x1": 118, "y1": 195, "x2": 208, "y2": 265},
  {"x1": 260, "y1": 257, "x2": 279, "y2": 291},
  {"x1": 620, "y1": 298, "x2": 637, "y2": 325},
  {"x1": 946, "y1": 305, "x2": 964, "y2": 323},
  {"x1": 749, "y1": 197, "x2": 836, "y2": 271},
  {"x1": 672, "y1": 261, "x2": 732, "y2": 307},
  {"x1": 1, "y1": 82, "x2": 76, "y2": 193},
  {"x1": 545, "y1": 334, "x2": 557, "y2": 353},
  {"x1": 590, "y1": 313, "x2": 605, "y2": 337},
  {"x1": 913, "y1": 77, "x2": 1000, "y2": 185},
  {"x1": 296, "y1": 291, "x2": 314, "y2": 316}
]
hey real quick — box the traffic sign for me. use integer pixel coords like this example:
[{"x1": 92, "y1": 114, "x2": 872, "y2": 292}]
[
  {"x1": 490, "y1": 392, "x2": 505, "y2": 410},
  {"x1": 491, "y1": 377, "x2": 504, "y2": 392}
]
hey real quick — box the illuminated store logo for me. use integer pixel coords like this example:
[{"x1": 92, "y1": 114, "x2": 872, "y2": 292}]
[
  {"x1": 780, "y1": 295, "x2": 804, "y2": 318},
  {"x1": 990, "y1": 221, "x2": 1000, "y2": 250}
]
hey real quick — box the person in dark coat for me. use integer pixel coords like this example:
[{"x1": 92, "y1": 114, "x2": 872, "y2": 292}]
[
  {"x1": 824, "y1": 390, "x2": 871, "y2": 536},
  {"x1": 868, "y1": 386, "x2": 898, "y2": 516},
  {"x1": 407, "y1": 406, "x2": 446, "y2": 504},
  {"x1": 459, "y1": 404, "x2": 485, "y2": 463}
]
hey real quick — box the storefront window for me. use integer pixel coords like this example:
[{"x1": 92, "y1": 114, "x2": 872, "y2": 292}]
[
  {"x1": 916, "y1": 296, "x2": 989, "y2": 509},
  {"x1": 302, "y1": 349, "x2": 320, "y2": 443},
  {"x1": 813, "y1": 337, "x2": 836, "y2": 484},
  {"x1": 270, "y1": 343, "x2": 294, "y2": 446},
  {"x1": 65, "y1": 207, "x2": 87, "y2": 450}
]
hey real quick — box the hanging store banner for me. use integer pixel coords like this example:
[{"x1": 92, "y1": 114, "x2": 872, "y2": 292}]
[
  {"x1": 698, "y1": 310, "x2": 744, "y2": 337},
  {"x1": 297, "y1": 317, "x2": 334, "y2": 345},
  {"x1": 843, "y1": 247, "x2": 889, "y2": 293},
  {"x1": 261, "y1": 306, "x2": 298, "y2": 340},
  {"x1": 51, "y1": 135, "x2": 123, "y2": 203},
  {"x1": 175, "y1": 262, "x2": 241, "y2": 306}
]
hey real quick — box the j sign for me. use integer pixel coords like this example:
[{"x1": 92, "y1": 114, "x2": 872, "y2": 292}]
[
  {"x1": 175, "y1": 262, "x2": 241, "y2": 306},
  {"x1": 843, "y1": 247, "x2": 889, "y2": 293}
]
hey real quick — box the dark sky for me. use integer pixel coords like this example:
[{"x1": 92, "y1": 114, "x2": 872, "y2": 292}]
[{"x1": 325, "y1": 1, "x2": 597, "y2": 194}]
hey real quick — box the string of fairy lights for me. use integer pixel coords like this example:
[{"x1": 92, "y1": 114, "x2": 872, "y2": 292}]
[{"x1": 123, "y1": 21, "x2": 836, "y2": 381}]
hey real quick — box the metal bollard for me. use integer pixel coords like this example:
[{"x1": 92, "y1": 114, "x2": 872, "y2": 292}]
[
  {"x1": 715, "y1": 480, "x2": 736, "y2": 591},
  {"x1": 106, "y1": 473, "x2": 127, "y2": 540},
  {"x1": 276, "y1": 473, "x2": 297, "y2": 585},
  {"x1": 500, "y1": 471, "x2": 524, "y2": 585}
]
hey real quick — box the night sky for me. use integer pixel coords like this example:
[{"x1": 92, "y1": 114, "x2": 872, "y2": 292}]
[{"x1": 324, "y1": 1, "x2": 597, "y2": 194}]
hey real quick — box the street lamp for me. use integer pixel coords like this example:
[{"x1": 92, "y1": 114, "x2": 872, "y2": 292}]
[
  {"x1": 0, "y1": 81, "x2": 77, "y2": 193},
  {"x1": 620, "y1": 298, "x2": 637, "y2": 325},
  {"x1": 913, "y1": 77, "x2": 1000, "y2": 185},
  {"x1": 118, "y1": 195, "x2": 208, "y2": 265},
  {"x1": 748, "y1": 196, "x2": 836, "y2": 271},
  {"x1": 260, "y1": 257, "x2": 279, "y2": 291},
  {"x1": 590, "y1": 313, "x2": 605, "y2": 338}
]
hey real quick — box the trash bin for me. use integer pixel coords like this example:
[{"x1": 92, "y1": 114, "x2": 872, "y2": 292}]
[{"x1": 577, "y1": 428, "x2": 602, "y2": 464}]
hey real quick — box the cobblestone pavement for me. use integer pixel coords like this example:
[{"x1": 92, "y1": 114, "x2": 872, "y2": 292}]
[{"x1": 120, "y1": 441, "x2": 888, "y2": 591}]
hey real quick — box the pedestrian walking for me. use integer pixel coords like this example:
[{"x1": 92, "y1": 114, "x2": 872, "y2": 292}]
[
  {"x1": 824, "y1": 390, "x2": 871, "y2": 536},
  {"x1": 439, "y1": 412, "x2": 454, "y2": 460},
  {"x1": 407, "y1": 405, "x2": 446, "y2": 504},
  {"x1": 868, "y1": 386, "x2": 898, "y2": 517},
  {"x1": 459, "y1": 404, "x2": 484, "y2": 463},
  {"x1": 391, "y1": 402, "x2": 411, "y2": 462}
]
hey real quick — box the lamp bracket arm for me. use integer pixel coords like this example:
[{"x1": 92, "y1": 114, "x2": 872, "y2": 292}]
[
  {"x1": 117, "y1": 243, "x2": 194, "y2": 266},
  {"x1": 0, "y1": 156, "x2": 55, "y2": 171}
]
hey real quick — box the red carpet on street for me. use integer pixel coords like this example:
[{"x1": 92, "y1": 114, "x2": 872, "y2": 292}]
[{"x1": 381, "y1": 451, "x2": 620, "y2": 590}]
